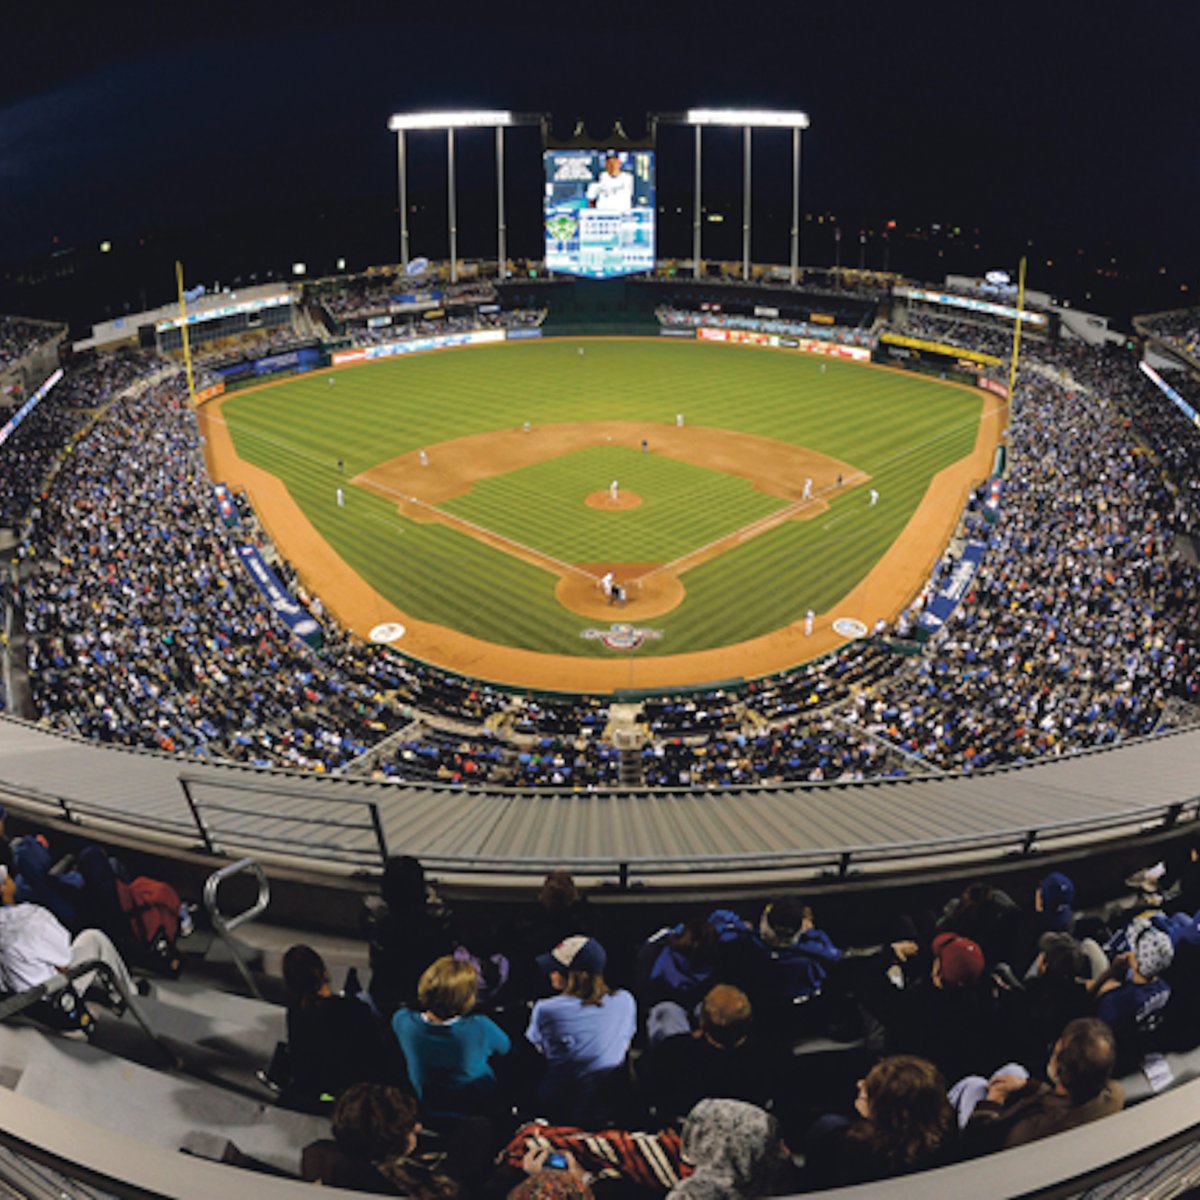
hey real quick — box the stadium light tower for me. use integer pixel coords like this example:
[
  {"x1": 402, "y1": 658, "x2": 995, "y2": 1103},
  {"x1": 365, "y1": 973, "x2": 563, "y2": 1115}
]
[
  {"x1": 387, "y1": 111, "x2": 543, "y2": 282},
  {"x1": 656, "y1": 109, "x2": 811, "y2": 283}
]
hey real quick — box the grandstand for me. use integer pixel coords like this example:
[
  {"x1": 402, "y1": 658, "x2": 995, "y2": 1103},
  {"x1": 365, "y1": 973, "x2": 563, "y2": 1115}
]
[{"x1": 3, "y1": 245, "x2": 1200, "y2": 1194}]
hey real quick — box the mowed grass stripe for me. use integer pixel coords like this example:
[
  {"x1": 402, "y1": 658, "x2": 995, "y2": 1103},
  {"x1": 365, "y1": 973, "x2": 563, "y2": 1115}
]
[
  {"x1": 221, "y1": 341, "x2": 985, "y2": 657},
  {"x1": 443, "y1": 447, "x2": 784, "y2": 563}
]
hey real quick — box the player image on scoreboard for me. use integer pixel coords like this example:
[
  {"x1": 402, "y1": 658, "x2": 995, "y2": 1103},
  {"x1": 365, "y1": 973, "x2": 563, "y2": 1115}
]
[{"x1": 543, "y1": 149, "x2": 655, "y2": 279}]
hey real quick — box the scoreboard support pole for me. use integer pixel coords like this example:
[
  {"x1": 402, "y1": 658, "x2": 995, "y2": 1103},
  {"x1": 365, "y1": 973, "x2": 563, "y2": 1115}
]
[
  {"x1": 387, "y1": 112, "x2": 541, "y2": 279},
  {"x1": 657, "y1": 110, "x2": 810, "y2": 284},
  {"x1": 397, "y1": 131, "x2": 409, "y2": 269},
  {"x1": 497, "y1": 126, "x2": 507, "y2": 280},
  {"x1": 694, "y1": 125, "x2": 703, "y2": 279},
  {"x1": 448, "y1": 129, "x2": 458, "y2": 284},
  {"x1": 791, "y1": 126, "x2": 801, "y2": 286},
  {"x1": 742, "y1": 126, "x2": 752, "y2": 281}
]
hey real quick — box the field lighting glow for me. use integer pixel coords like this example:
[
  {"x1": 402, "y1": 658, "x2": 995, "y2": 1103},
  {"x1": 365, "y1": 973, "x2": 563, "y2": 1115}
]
[
  {"x1": 388, "y1": 110, "x2": 513, "y2": 130},
  {"x1": 687, "y1": 108, "x2": 810, "y2": 128}
]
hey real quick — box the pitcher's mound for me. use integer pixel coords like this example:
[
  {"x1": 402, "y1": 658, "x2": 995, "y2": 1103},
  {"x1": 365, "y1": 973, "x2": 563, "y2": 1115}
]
[{"x1": 585, "y1": 490, "x2": 642, "y2": 511}]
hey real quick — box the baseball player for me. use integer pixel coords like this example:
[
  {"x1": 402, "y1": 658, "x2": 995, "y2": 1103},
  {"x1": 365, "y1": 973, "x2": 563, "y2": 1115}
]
[
  {"x1": 336, "y1": 487, "x2": 344, "y2": 508},
  {"x1": 802, "y1": 477, "x2": 812, "y2": 500},
  {"x1": 610, "y1": 479, "x2": 619, "y2": 503},
  {"x1": 869, "y1": 488, "x2": 879, "y2": 506},
  {"x1": 420, "y1": 449, "x2": 429, "y2": 468},
  {"x1": 805, "y1": 609, "x2": 814, "y2": 636}
]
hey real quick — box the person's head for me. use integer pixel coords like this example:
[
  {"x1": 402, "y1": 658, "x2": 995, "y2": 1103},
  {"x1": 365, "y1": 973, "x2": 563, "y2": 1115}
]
[
  {"x1": 332, "y1": 1082, "x2": 421, "y2": 1160},
  {"x1": 1036, "y1": 872, "x2": 1076, "y2": 931},
  {"x1": 699, "y1": 984, "x2": 753, "y2": 1049},
  {"x1": 758, "y1": 896, "x2": 812, "y2": 948},
  {"x1": 538, "y1": 870, "x2": 579, "y2": 913},
  {"x1": 283, "y1": 944, "x2": 330, "y2": 1006},
  {"x1": 381, "y1": 855, "x2": 427, "y2": 911},
  {"x1": 679, "y1": 1098, "x2": 781, "y2": 1196},
  {"x1": 1131, "y1": 925, "x2": 1174, "y2": 981},
  {"x1": 418, "y1": 955, "x2": 478, "y2": 1019},
  {"x1": 536, "y1": 935, "x2": 610, "y2": 1005},
  {"x1": 1038, "y1": 932, "x2": 1086, "y2": 981},
  {"x1": 1048, "y1": 1018, "x2": 1116, "y2": 1104},
  {"x1": 852, "y1": 1056, "x2": 952, "y2": 1168},
  {"x1": 671, "y1": 916, "x2": 718, "y2": 963},
  {"x1": 930, "y1": 932, "x2": 985, "y2": 989},
  {"x1": 0, "y1": 840, "x2": 14, "y2": 907},
  {"x1": 604, "y1": 152, "x2": 622, "y2": 177}
]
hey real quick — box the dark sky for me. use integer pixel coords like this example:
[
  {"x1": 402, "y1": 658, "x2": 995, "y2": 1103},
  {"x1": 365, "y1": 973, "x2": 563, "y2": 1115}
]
[{"x1": 0, "y1": 0, "x2": 1196, "y2": 314}]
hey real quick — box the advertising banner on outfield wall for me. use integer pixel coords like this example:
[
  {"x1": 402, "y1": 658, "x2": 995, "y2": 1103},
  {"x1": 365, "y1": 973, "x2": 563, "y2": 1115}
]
[
  {"x1": 977, "y1": 376, "x2": 1010, "y2": 399},
  {"x1": 697, "y1": 327, "x2": 870, "y2": 360},
  {"x1": 236, "y1": 544, "x2": 323, "y2": 648},
  {"x1": 331, "y1": 328, "x2": 505, "y2": 366},
  {"x1": 917, "y1": 539, "x2": 988, "y2": 635},
  {"x1": 505, "y1": 328, "x2": 543, "y2": 340}
]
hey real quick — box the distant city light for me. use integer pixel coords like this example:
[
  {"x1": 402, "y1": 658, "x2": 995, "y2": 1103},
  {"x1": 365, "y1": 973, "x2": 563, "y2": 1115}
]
[
  {"x1": 336, "y1": 258, "x2": 347, "y2": 270},
  {"x1": 99, "y1": 241, "x2": 112, "y2": 253},
  {"x1": 292, "y1": 262, "x2": 306, "y2": 276}
]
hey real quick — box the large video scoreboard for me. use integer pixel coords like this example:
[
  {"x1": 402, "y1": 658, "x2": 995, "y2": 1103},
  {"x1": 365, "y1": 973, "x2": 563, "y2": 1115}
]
[{"x1": 543, "y1": 149, "x2": 655, "y2": 279}]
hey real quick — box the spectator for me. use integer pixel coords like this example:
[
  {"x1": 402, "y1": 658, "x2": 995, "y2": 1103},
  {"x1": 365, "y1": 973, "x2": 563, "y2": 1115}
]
[
  {"x1": 391, "y1": 955, "x2": 511, "y2": 1123},
  {"x1": 365, "y1": 856, "x2": 457, "y2": 1016},
  {"x1": 803, "y1": 1056, "x2": 955, "y2": 1187},
  {"x1": 526, "y1": 936, "x2": 636, "y2": 1126},
  {"x1": 668, "y1": 1098, "x2": 794, "y2": 1200},
  {"x1": 301, "y1": 1082, "x2": 464, "y2": 1198},
  {"x1": 281, "y1": 944, "x2": 405, "y2": 1109},
  {"x1": 963, "y1": 1017, "x2": 1123, "y2": 1151},
  {"x1": 1090, "y1": 921, "x2": 1174, "y2": 1069},
  {"x1": 638, "y1": 984, "x2": 781, "y2": 1125}
]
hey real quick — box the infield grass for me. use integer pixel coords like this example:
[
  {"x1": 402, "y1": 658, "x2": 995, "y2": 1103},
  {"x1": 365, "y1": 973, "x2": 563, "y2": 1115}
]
[{"x1": 220, "y1": 339, "x2": 983, "y2": 657}]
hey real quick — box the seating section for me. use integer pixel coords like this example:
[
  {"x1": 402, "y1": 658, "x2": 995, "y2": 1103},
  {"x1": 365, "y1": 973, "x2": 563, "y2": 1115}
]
[{"x1": 0, "y1": 837, "x2": 1198, "y2": 1196}]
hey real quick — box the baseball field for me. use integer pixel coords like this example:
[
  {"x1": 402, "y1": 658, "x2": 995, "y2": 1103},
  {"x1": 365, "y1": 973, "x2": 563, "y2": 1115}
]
[{"x1": 202, "y1": 338, "x2": 1003, "y2": 691}]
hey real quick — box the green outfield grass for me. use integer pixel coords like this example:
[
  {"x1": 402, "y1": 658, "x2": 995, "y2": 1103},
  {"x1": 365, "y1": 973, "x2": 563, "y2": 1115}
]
[{"x1": 220, "y1": 339, "x2": 984, "y2": 657}]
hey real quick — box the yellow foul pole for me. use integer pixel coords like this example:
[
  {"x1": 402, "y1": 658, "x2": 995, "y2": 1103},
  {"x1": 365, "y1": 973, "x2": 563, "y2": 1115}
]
[
  {"x1": 175, "y1": 261, "x2": 197, "y2": 404},
  {"x1": 1007, "y1": 255, "x2": 1026, "y2": 398}
]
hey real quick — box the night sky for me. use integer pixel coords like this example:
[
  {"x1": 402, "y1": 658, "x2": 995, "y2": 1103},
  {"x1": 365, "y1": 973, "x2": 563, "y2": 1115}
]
[{"x1": 1, "y1": 0, "x2": 1196, "y2": 323}]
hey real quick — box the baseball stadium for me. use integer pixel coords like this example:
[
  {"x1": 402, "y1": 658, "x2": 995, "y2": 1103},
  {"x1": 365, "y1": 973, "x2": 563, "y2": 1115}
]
[{"x1": 1, "y1": 89, "x2": 1200, "y2": 1200}]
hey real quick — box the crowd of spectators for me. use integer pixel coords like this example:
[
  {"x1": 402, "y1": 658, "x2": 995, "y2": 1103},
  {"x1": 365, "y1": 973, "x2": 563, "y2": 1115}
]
[
  {"x1": 0, "y1": 314, "x2": 58, "y2": 370},
  {"x1": 8, "y1": 304, "x2": 1200, "y2": 789},
  {"x1": 898, "y1": 309, "x2": 1021, "y2": 359},
  {"x1": 656, "y1": 307, "x2": 876, "y2": 347},
  {"x1": 0, "y1": 349, "x2": 161, "y2": 528},
  {"x1": 1140, "y1": 308, "x2": 1200, "y2": 360},
  {"x1": 346, "y1": 307, "x2": 546, "y2": 346},
  {"x1": 263, "y1": 851, "x2": 1200, "y2": 1194}
]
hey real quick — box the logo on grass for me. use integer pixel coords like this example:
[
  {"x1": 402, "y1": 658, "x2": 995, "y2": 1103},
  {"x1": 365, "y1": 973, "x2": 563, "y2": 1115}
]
[
  {"x1": 832, "y1": 618, "x2": 869, "y2": 639},
  {"x1": 369, "y1": 623, "x2": 407, "y2": 643},
  {"x1": 581, "y1": 623, "x2": 663, "y2": 651}
]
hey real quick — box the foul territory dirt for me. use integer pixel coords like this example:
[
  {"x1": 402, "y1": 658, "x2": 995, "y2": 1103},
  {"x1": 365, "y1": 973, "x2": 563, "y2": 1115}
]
[{"x1": 200, "y1": 365, "x2": 1004, "y2": 692}]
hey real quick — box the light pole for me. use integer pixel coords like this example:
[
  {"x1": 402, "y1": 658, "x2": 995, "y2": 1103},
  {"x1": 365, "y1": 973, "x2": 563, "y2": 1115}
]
[
  {"x1": 657, "y1": 110, "x2": 811, "y2": 285},
  {"x1": 386, "y1": 112, "x2": 541, "y2": 281}
]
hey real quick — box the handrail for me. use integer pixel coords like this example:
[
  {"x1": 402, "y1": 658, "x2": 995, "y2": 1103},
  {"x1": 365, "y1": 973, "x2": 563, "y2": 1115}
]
[{"x1": 202, "y1": 858, "x2": 270, "y2": 999}]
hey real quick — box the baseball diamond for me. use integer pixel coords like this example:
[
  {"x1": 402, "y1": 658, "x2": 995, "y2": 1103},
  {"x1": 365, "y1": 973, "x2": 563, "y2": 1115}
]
[{"x1": 203, "y1": 337, "x2": 1002, "y2": 691}]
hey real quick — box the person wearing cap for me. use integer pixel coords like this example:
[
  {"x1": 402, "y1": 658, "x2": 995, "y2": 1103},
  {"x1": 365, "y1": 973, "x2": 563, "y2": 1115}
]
[
  {"x1": 840, "y1": 931, "x2": 998, "y2": 1088},
  {"x1": 526, "y1": 936, "x2": 636, "y2": 1126},
  {"x1": 586, "y1": 153, "x2": 634, "y2": 213},
  {"x1": 1089, "y1": 921, "x2": 1173, "y2": 1070},
  {"x1": 963, "y1": 1017, "x2": 1123, "y2": 1152}
]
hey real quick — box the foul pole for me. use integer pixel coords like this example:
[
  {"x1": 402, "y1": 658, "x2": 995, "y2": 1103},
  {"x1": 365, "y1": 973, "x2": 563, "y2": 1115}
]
[
  {"x1": 1007, "y1": 255, "x2": 1027, "y2": 398},
  {"x1": 175, "y1": 261, "x2": 197, "y2": 404}
]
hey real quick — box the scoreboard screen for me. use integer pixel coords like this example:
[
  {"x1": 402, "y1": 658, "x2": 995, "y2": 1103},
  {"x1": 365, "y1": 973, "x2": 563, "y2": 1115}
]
[{"x1": 543, "y1": 149, "x2": 655, "y2": 279}]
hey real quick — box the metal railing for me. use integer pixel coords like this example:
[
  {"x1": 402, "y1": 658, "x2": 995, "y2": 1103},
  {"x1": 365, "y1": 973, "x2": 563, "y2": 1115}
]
[{"x1": 202, "y1": 858, "x2": 271, "y2": 999}]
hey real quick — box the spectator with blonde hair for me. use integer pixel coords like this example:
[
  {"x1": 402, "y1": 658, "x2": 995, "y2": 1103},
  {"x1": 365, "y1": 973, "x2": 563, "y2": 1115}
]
[{"x1": 391, "y1": 955, "x2": 511, "y2": 1124}]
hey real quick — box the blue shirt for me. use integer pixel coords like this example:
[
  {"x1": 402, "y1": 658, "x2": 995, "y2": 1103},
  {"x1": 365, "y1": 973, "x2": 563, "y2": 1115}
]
[
  {"x1": 525, "y1": 990, "x2": 637, "y2": 1123},
  {"x1": 391, "y1": 1008, "x2": 510, "y2": 1117}
]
